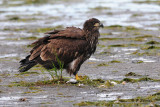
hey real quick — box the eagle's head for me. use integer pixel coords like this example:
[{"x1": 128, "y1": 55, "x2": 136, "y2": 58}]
[{"x1": 83, "y1": 18, "x2": 103, "y2": 31}]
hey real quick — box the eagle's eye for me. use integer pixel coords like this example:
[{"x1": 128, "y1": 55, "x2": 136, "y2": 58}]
[
  {"x1": 94, "y1": 22, "x2": 104, "y2": 28},
  {"x1": 94, "y1": 23, "x2": 100, "y2": 27}
]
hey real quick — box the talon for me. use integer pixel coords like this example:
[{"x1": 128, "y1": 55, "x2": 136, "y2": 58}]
[{"x1": 75, "y1": 74, "x2": 81, "y2": 80}]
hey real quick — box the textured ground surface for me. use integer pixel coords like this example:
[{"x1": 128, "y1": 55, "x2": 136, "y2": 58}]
[{"x1": 0, "y1": 0, "x2": 160, "y2": 106}]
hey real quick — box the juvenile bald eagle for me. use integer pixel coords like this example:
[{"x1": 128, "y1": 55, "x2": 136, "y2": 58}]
[{"x1": 19, "y1": 18, "x2": 103, "y2": 80}]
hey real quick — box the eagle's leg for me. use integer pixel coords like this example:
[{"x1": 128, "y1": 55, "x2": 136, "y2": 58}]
[
  {"x1": 75, "y1": 74, "x2": 81, "y2": 80},
  {"x1": 73, "y1": 66, "x2": 82, "y2": 81},
  {"x1": 67, "y1": 65, "x2": 82, "y2": 81},
  {"x1": 67, "y1": 55, "x2": 85, "y2": 81}
]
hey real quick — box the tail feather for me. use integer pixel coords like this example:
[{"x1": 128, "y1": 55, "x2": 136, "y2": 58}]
[{"x1": 19, "y1": 55, "x2": 37, "y2": 72}]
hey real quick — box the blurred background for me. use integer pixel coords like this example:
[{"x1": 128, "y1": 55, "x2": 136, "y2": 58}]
[{"x1": 0, "y1": 0, "x2": 160, "y2": 30}]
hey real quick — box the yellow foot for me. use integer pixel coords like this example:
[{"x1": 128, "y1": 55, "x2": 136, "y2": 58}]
[{"x1": 75, "y1": 74, "x2": 81, "y2": 80}]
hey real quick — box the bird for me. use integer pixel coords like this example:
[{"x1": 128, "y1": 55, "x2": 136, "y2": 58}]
[{"x1": 19, "y1": 18, "x2": 103, "y2": 80}]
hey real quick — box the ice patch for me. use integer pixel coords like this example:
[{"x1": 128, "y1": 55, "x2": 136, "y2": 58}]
[
  {"x1": 89, "y1": 57, "x2": 104, "y2": 61},
  {"x1": 132, "y1": 57, "x2": 156, "y2": 62},
  {"x1": 0, "y1": 41, "x2": 30, "y2": 46},
  {"x1": 122, "y1": 48, "x2": 138, "y2": 51},
  {"x1": 144, "y1": 27, "x2": 159, "y2": 31},
  {"x1": 0, "y1": 96, "x2": 21, "y2": 101},
  {"x1": 141, "y1": 85, "x2": 160, "y2": 89},
  {"x1": 0, "y1": 53, "x2": 18, "y2": 58},
  {"x1": 0, "y1": 37, "x2": 6, "y2": 40},
  {"x1": 113, "y1": 48, "x2": 138, "y2": 53}
]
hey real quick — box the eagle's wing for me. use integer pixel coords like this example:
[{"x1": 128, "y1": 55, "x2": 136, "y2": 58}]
[
  {"x1": 29, "y1": 27, "x2": 87, "y2": 63},
  {"x1": 40, "y1": 39, "x2": 87, "y2": 63},
  {"x1": 49, "y1": 27, "x2": 85, "y2": 39},
  {"x1": 44, "y1": 30, "x2": 60, "y2": 35}
]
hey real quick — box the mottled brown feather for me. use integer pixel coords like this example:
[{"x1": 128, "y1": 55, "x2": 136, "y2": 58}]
[
  {"x1": 49, "y1": 27, "x2": 85, "y2": 39},
  {"x1": 29, "y1": 27, "x2": 87, "y2": 63},
  {"x1": 39, "y1": 39, "x2": 88, "y2": 63},
  {"x1": 29, "y1": 45, "x2": 44, "y2": 60},
  {"x1": 45, "y1": 30, "x2": 60, "y2": 34}
]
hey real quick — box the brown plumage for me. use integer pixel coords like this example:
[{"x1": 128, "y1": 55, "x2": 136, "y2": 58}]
[{"x1": 19, "y1": 18, "x2": 103, "y2": 77}]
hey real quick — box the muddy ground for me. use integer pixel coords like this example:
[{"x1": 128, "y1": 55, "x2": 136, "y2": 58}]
[{"x1": 0, "y1": 0, "x2": 160, "y2": 106}]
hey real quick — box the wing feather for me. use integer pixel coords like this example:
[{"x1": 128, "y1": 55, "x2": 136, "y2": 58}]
[
  {"x1": 49, "y1": 27, "x2": 85, "y2": 39},
  {"x1": 29, "y1": 27, "x2": 86, "y2": 63},
  {"x1": 29, "y1": 45, "x2": 44, "y2": 60},
  {"x1": 45, "y1": 30, "x2": 60, "y2": 34},
  {"x1": 40, "y1": 39, "x2": 87, "y2": 63}
]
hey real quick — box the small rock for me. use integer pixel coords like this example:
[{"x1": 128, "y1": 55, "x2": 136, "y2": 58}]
[
  {"x1": 110, "y1": 81, "x2": 117, "y2": 85},
  {"x1": 148, "y1": 102, "x2": 155, "y2": 107},
  {"x1": 19, "y1": 98, "x2": 26, "y2": 101},
  {"x1": 66, "y1": 79, "x2": 77, "y2": 84},
  {"x1": 78, "y1": 83, "x2": 84, "y2": 87},
  {"x1": 122, "y1": 81, "x2": 126, "y2": 85}
]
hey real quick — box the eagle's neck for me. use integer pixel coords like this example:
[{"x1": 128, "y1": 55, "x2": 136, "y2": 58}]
[{"x1": 84, "y1": 29, "x2": 100, "y2": 53}]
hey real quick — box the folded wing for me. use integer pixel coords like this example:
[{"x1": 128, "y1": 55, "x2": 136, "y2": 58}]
[{"x1": 29, "y1": 27, "x2": 87, "y2": 64}]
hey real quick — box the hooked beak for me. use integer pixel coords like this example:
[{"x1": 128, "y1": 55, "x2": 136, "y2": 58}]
[{"x1": 100, "y1": 23, "x2": 104, "y2": 28}]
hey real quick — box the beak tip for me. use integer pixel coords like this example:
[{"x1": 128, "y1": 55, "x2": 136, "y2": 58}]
[{"x1": 100, "y1": 24, "x2": 104, "y2": 28}]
